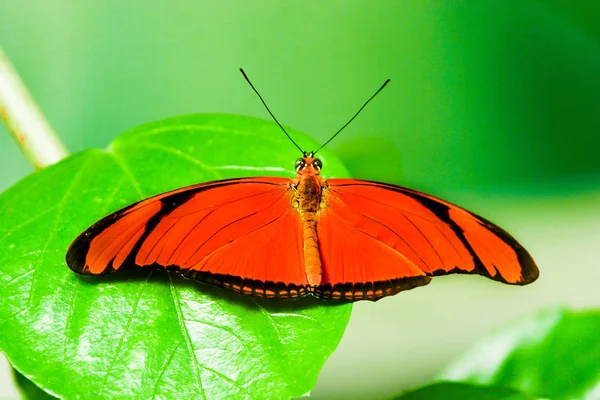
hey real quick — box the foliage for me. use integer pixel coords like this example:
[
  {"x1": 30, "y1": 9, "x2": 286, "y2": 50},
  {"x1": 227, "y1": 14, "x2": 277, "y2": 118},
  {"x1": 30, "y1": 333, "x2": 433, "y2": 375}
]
[{"x1": 440, "y1": 308, "x2": 600, "y2": 400}]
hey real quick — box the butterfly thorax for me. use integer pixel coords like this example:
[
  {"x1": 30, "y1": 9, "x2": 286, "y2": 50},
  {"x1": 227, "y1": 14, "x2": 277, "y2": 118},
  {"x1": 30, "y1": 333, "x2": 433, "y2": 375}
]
[
  {"x1": 295, "y1": 175, "x2": 322, "y2": 212},
  {"x1": 292, "y1": 153, "x2": 326, "y2": 213}
]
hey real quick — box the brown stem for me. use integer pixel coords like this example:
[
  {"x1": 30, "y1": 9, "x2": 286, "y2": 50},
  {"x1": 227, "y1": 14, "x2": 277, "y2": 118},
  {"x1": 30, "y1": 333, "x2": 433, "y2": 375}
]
[{"x1": 0, "y1": 47, "x2": 68, "y2": 169}]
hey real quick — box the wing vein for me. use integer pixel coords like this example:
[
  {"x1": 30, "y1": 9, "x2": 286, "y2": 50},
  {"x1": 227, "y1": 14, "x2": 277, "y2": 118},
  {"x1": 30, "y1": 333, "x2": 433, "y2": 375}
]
[
  {"x1": 193, "y1": 211, "x2": 288, "y2": 276},
  {"x1": 148, "y1": 218, "x2": 181, "y2": 261},
  {"x1": 358, "y1": 212, "x2": 429, "y2": 270},
  {"x1": 163, "y1": 209, "x2": 215, "y2": 265},
  {"x1": 434, "y1": 224, "x2": 469, "y2": 266},
  {"x1": 329, "y1": 207, "x2": 422, "y2": 274},
  {"x1": 182, "y1": 191, "x2": 287, "y2": 267},
  {"x1": 335, "y1": 188, "x2": 446, "y2": 224},
  {"x1": 401, "y1": 213, "x2": 447, "y2": 270}
]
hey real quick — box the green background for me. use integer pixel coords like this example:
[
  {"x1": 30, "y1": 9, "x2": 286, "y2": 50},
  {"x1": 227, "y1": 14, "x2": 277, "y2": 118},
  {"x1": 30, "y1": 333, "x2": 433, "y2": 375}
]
[{"x1": 1, "y1": 1, "x2": 599, "y2": 399}]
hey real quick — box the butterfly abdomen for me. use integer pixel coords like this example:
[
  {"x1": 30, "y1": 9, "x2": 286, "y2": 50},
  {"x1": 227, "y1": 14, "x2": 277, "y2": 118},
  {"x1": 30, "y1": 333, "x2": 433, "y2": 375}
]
[{"x1": 302, "y1": 215, "x2": 321, "y2": 287}]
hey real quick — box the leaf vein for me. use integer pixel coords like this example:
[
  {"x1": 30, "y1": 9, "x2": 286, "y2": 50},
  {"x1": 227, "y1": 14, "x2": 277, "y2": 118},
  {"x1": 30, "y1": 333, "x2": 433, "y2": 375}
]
[
  {"x1": 0, "y1": 205, "x2": 59, "y2": 245},
  {"x1": 151, "y1": 338, "x2": 184, "y2": 399},
  {"x1": 169, "y1": 273, "x2": 206, "y2": 399},
  {"x1": 118, "y1": 142, "x2": 224, "y2": 181},
  {"x1": 0, "y1": 269, "x2": 35, "y2": 291},
  {"x1": 99, "y1": 271, "x2": 153, "y2": 394},
  {"x1": 111, "y1": 154, "x2": 146, "y2": 198},
  {"x1": 26, "y1": 158, "x2": 94, "y2": 307}
]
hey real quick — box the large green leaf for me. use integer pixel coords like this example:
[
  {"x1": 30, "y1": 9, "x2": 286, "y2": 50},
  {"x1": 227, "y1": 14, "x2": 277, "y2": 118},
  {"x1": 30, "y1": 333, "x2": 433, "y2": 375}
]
[
  {"x1": 0, "y1": 114, "x2": 352, "y2": 399},
  {"x1": 391, "y1": 381, "x2": 533, "y2": 400},
  {"x1": 439, "y1": 307, "x2": 600, "y2": 399}
]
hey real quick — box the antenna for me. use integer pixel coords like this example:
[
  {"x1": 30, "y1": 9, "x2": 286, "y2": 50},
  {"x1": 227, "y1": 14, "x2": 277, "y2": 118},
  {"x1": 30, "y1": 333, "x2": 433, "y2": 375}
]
[
  {"x1": 314, "y1": 78, "x2": 390, "y2": 154},
  {"x1": 239, "y1": 68, "x2": 304, "y2": 154}
]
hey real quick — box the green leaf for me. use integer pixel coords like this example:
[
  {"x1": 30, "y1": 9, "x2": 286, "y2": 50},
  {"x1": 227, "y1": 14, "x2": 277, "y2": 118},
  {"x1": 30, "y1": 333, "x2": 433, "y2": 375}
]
[
  {"x1": 391, "y1": 381, "x2": 533, "y2": 400},
  {"x1": 0, "y1": 114, "x2": 352, "y2": 399},
  {"x1": 12, "y1": 368, "x2": 57, "y2": 400},
  {"x1": 439, "y1": 307, "x2": 600, "y2": 399}
]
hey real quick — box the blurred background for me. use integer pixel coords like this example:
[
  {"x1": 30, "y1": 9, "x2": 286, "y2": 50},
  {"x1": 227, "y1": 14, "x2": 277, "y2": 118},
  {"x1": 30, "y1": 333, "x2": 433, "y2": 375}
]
[{"x1": 1, "y1": 1, "x2": 599, "y2": 399}]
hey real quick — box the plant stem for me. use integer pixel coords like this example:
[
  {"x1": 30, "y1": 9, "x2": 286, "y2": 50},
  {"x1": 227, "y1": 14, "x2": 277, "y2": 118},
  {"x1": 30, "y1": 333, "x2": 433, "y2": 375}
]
[{"x1": 0, "y1": 47, "x2": 69, "y2": 169}]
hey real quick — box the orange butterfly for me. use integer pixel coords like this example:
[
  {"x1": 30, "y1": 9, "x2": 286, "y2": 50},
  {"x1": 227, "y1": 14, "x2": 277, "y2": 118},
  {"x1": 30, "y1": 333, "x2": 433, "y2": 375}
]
[{"x1": 66, "y1": 70, "x2": 539, "y2": 301}]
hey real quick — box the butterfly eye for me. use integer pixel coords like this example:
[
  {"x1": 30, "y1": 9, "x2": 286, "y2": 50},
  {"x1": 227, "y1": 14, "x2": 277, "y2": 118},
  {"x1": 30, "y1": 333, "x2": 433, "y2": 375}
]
[
  {"x1": 313, "y1": 158, "x2": 322, "y2": 171},
  {"x1": 295, "y1": 158, "x2": 305, "y2": 171}
]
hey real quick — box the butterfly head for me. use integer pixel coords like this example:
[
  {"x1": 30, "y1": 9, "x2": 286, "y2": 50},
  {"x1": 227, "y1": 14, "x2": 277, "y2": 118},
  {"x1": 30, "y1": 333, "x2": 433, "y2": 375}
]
[{"x1": 295, "y1": 152, "x2": 322, "y2": 175}]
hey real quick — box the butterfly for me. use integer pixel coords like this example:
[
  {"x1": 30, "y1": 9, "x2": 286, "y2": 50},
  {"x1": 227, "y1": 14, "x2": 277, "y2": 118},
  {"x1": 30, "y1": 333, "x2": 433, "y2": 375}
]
[{"x1": 66, "y1": 69, "x2": 539, "y2": 301}]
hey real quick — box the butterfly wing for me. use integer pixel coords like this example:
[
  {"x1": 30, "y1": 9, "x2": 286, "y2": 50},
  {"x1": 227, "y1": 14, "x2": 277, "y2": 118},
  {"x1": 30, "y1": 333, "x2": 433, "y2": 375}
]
[
  {"x1": 66, "y1": 177, "x2": 309, "y2": 299},
  {"x1": 315, "y1": 179, "x2": 539, "y2": 301}
]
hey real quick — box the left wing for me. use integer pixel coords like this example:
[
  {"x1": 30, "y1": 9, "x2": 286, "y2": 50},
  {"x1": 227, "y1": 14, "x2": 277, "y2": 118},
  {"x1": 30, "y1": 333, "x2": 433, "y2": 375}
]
[{"x1": 66, "y1": 177, "x2": 308, "y2": 299}]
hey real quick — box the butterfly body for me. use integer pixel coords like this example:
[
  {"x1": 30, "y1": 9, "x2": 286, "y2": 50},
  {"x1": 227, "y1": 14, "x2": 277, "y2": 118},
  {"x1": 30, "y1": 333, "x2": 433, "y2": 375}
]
[{"x1": 293, "y1": 153, "x2": 326, "y2": 287}]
